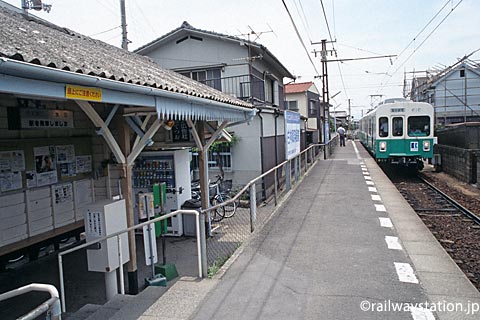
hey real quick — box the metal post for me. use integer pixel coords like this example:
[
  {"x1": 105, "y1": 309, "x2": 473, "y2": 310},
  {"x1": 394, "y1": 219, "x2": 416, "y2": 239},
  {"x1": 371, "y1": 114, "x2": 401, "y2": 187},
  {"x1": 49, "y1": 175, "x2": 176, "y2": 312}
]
[
  {"x1": 274, "y1": 167, "x2": 278, "y2": 206},
  {"x1": 249, "y1": 184, "x2": 257, "y2": 232},
  {"x1": 105, "y1": 270, "x2": 117, "y2": 301},
  {"x1": 294, "y1": 157, "x2": 299, "y2": 183},
  {"x1": 58, "y1": 255, "x2": 66, "y2": 313},
  {"x1": 199, "y1": 213, "x2": 208, "y2": 277},
  {"x1": 145, "y1": 195, "x2": 155, "y2": 279},
  {"x1": 195, "y1": 213, "x2": 202, "y2": 278},
  {"x1": 285, "y1": 160, "x2": 291, "y2": 191},
  {"x1": 117, "y1": 235, "x2": 125, "y2": 295},
  {"x1": 120, "y1": 0, "x2": 128, "y2": 50}
]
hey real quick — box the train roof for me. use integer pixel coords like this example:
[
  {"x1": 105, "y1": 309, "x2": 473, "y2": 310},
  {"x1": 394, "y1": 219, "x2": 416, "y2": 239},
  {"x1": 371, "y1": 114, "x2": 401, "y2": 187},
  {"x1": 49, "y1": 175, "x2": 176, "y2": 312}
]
[{"x1": 361, "y1": 99, "x2": 432, "y2": 119}]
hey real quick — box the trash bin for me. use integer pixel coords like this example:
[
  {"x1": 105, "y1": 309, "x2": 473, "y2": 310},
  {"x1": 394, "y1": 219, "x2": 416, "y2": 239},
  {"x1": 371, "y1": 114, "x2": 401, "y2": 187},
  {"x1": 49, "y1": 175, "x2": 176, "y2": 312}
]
[{"x1": 181, "y1": 199, "x2": 202, "y2": 236}]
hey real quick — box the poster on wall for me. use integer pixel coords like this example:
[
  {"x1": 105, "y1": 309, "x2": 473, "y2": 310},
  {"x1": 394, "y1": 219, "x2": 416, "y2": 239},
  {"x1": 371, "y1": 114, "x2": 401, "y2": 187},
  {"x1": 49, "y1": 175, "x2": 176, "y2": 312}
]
[
  {"x1": 60, "y1": 163, "x2": 76, "y2": 178},
  {"x1": 0, "y1": 150, "x2": 25, "y2": 171},
  {"x1": 26, "y1": 171, "x2": 37, "y2": 188},
  {"x1": 34, "y1": 146, "x2": 58, "y2": 187},
  {"x1": 56, "y1": 145, "x2": 75, "y2": 164},
  {"x1": 0, "y1": 171, "x2": 22, "y2": 192},
  {"x1": 53, "y1": 183, "x2": 73, "y2": 204},
  {"x1": 284, "y1": 110, "x2": 301, "y2": 160},
  {"x1": 75, "y1": 155, "x2": 92, "y2": 173}
]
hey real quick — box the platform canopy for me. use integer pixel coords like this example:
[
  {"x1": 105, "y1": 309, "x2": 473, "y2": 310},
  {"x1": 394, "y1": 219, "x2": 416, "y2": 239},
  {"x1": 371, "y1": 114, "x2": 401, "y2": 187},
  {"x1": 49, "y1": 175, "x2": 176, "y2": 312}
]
[{"x1": 0, "y1": 6, "x2": 255, "y2": 123}]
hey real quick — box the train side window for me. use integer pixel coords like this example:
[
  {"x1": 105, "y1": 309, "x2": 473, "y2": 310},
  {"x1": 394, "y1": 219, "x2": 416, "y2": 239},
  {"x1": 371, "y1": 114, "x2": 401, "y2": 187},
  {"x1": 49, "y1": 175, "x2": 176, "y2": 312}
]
[
  {"x1": 379, "y1": 117, "x2": 388, "y2": 137},
  {"x1": 392, "y1": 117, "x2": 403, "y2": 136},
  {"x1": 408, "y1": 116, "x2": 430, "y2": 136}
]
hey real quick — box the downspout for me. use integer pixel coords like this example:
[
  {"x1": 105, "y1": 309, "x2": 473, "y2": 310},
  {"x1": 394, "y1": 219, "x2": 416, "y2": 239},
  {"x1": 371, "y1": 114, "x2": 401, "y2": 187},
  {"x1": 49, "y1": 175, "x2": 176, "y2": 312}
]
[
  {"x1": 274, "y1": 109, "x2": 280, "y2": 189},
  {"x1": 257, "y1": 109, "x2": 265, "y2": 200}
]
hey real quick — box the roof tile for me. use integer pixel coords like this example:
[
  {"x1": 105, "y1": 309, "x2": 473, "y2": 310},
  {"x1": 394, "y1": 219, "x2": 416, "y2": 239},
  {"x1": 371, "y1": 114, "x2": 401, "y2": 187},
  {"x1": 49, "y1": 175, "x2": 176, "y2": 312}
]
[{"x1": 0, "y1": 7, "x2": 252, "y2": 109}]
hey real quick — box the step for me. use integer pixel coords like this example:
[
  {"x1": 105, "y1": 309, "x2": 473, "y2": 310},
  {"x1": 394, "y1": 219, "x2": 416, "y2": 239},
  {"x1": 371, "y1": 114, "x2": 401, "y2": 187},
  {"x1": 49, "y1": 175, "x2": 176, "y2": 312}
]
[
  {"x1": 83, "y1": 294, "x2": 135, "y2": 320},
  {"x1": 109, "y1": 286, "x2": 169, "y2": 320},
  {"x1": 64, "y1": 304, "x2": 100, "y2": 320}
]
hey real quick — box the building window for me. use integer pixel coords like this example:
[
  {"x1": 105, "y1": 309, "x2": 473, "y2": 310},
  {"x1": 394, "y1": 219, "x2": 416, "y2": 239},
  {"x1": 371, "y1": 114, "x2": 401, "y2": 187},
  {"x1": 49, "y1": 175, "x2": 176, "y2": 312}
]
[
  {"x1": 460, "y1": 69, "x2": 465, "y2": 78},
  {"x1": 309, "y1": 100, "x2": 317, "y2": 115},
  {"x1": 286, "y1": 100, "x2": 298, "y2": 111},
  {"x1": 191, "y1": 144, "x2": 232, "y2": 172},
  {"x1": 179, "y1": 68, "x2": 222, "y2": 90}
]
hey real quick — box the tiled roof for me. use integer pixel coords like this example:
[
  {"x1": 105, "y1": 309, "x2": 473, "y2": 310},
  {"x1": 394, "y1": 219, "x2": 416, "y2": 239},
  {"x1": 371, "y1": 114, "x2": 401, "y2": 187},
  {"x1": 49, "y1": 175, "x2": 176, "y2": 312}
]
[
  {"x1": 285, "y1": 82, "x2": 314, "y2": 94},
  {"x1": 134, "y1": 21, "x2": 295, "y2": 80},
  {"x1": 0, "y1": 7, "x2": 253, "y2": 109}
]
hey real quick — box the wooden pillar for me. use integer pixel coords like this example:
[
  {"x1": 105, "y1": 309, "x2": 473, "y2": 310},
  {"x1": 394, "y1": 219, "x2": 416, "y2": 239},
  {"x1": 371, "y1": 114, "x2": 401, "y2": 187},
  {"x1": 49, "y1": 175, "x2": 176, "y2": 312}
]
[{"x1": 117, "y1": 114, "x2": 138, "y2": 294}]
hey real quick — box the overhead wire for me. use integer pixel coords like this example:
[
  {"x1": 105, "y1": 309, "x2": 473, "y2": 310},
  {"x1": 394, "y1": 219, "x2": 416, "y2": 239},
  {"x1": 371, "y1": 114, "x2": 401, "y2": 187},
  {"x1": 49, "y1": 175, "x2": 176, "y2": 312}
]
[
  {"x1": 377, "y1": 0, "x2": 463, "y2": 94},
  {"x1": 281, "y1": 0, "x2": 321, "y2": 77}
]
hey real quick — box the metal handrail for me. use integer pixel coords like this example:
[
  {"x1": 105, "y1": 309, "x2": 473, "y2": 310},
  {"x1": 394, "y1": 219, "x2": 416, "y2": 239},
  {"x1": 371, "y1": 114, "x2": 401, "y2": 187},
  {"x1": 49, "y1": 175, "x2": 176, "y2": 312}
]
[
  {"x1": 58, "y1": 209, "x2": 203, "y2": 313},
  {"x1": 0, "y1": 283, "x2": 61, "y2": 320},
  {"x1": 201, "y1": 142, "x2": 330, "y2": 214}
]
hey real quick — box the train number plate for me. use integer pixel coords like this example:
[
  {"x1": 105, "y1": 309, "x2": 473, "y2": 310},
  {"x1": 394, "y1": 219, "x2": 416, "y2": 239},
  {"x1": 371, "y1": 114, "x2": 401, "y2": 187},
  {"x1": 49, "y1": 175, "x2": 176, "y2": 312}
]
[{"x1": 410, "y1": 141, "x2": 419, "y2": 151}]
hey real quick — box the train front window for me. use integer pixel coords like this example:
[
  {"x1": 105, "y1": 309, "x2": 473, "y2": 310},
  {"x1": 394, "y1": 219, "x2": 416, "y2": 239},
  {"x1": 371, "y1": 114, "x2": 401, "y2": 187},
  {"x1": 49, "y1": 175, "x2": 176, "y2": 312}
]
[
  {"x1": 408, "y1": 116, "x2": 430, "y2": 137},
  {"x1": 378, "y1": 117, "x2": 388, "y2": 137},
  {"x1": 392, "y1": 117, "x2": 403, "y2": 137}
]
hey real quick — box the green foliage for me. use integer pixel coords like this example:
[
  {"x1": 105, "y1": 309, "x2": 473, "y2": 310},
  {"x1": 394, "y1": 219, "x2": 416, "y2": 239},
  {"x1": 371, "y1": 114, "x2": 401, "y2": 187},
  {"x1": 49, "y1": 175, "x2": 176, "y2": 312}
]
[{"x1": 207, "y1": 255, "x2": 230, "y2": 278}]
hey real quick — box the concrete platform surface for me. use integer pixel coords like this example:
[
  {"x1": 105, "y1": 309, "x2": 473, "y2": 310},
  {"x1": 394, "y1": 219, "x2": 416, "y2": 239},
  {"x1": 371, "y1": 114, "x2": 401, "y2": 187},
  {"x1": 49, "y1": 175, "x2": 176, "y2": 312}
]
[{"x1": 147, "y1": 140, "x2": 480, "y2": 320}]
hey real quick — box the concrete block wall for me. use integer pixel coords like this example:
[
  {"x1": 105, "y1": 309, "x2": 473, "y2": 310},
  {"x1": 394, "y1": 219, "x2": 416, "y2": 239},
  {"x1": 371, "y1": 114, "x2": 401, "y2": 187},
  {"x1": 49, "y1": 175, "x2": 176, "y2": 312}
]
[{"x1": 435, "y1": 144, "x2": 478, "y2": 185}]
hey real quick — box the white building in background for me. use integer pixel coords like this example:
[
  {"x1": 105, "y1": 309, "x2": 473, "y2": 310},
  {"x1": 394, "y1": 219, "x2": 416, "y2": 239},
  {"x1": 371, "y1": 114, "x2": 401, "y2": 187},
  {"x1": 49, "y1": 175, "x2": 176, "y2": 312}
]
[{"x1": 135, "y1": 22, "x2": 299, "y2": 198}]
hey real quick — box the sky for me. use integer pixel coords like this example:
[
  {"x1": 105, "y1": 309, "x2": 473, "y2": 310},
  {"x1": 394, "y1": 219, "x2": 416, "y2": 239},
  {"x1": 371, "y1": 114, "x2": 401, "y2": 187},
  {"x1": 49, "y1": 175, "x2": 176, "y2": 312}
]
[{"x1": 3, "y1": 0, "x2": 479, "y2": 119}]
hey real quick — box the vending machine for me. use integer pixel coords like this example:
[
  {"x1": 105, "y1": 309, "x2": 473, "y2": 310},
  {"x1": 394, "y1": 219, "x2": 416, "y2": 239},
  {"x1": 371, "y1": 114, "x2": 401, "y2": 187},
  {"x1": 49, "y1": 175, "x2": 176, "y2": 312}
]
[{"x1": 132, "y1": 149, "x2": 191, "y2": 236}]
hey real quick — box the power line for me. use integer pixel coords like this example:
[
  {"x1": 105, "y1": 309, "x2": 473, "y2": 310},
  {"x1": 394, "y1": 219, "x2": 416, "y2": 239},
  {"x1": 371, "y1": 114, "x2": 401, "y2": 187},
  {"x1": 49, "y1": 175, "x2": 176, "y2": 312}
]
[
  {"x1": 395, "y1": 0, "x2": 451, "y2": 62},
  {"x1": 89, "y1": 25, "x2": 122, "y2": 37},
  {"x1": 378, "y1": 0, "x2": 464, "y2": 93},
  {"x1": 281, "y1": 0, "x2": 321, "y2": 77},
  {"x1": 318, "y1": 0, "x2": 334, "y2": 44}
]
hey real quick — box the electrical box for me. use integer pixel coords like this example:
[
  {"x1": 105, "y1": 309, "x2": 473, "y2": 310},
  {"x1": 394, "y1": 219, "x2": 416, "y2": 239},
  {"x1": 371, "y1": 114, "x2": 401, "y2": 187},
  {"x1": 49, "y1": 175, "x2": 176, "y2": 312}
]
[{"x1": 84, "y1": 199, "x2": 130, "y2": 272}]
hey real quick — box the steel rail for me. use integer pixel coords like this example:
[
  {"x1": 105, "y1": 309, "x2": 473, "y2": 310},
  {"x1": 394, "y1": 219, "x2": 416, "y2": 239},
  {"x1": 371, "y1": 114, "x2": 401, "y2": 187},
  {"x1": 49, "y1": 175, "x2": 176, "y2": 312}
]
[{"x1": 419, "y1": 176, "x2": 480, "y2": 225}]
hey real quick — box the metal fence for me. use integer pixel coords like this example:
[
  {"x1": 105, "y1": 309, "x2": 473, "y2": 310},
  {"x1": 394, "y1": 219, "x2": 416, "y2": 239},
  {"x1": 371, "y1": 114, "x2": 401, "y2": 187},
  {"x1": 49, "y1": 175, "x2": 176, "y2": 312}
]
[
  {"x1": 54, "y1": 138, "x2": 337, "y2": 313},
  {"x1": 202, "y1": 139, "x2": 337, "y2": 274}
]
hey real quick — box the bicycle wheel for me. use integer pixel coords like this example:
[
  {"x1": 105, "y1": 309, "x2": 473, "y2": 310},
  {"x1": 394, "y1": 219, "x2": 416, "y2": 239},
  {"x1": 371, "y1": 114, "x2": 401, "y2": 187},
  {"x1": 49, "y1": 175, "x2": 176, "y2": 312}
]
[
  {"x1": 210, "y1": 197, "x2": 225, "y2": 222},
  {"x1": 220, "y1": 194, "x2": 237, "y2": 218}
]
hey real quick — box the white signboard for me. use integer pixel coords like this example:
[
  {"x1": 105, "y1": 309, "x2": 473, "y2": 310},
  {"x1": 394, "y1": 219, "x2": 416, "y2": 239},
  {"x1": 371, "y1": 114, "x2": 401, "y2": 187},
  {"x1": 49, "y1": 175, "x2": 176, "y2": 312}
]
[{"x1": 285, "y1": 110, "x2": 301, "y2": 160}]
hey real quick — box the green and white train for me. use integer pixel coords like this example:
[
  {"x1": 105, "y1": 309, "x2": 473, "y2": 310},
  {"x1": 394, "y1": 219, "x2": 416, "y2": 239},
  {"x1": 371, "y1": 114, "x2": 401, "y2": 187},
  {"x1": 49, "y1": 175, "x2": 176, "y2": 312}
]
[{"x1": 358, "y1": 98, "x2": 435, "y2": 170}]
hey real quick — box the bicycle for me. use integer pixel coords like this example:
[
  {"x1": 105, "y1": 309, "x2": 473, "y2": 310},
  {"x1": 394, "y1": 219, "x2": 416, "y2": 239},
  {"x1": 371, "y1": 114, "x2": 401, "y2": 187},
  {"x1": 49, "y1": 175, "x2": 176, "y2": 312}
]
[{"x1": 191, "y1": 175, "x2": 237, "y2": 222}]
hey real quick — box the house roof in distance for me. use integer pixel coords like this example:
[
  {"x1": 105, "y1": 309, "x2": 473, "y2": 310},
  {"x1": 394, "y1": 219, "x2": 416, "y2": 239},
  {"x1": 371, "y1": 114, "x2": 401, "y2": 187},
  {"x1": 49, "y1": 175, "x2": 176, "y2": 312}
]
[
  {"x1": 285, "y1": 82, "x2": 314, "y2": 94},
  {"x1": 0, "y1": 6, "x2": 253, "y2": 109},
  {"x1": 135, "y1": 21, "x2": 295, "y2": 80}
]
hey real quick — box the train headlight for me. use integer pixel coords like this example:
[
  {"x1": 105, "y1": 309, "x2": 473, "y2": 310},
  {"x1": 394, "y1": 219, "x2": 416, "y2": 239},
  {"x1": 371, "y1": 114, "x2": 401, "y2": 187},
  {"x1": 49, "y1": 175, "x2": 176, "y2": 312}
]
[
  {"x1": 423, "y1": 140, "x2": 430, "y2": 151},
  {"x1": 379, "y1": 141, "x2": 387, "y2": 152}
]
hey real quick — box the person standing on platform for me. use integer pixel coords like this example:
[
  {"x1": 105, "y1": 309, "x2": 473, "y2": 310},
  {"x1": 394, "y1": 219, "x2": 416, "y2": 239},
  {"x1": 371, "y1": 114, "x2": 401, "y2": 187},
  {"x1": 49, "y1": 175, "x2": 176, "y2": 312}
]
[{"x1": 337, "y1": 125, "x2": 346, "y2": 147}]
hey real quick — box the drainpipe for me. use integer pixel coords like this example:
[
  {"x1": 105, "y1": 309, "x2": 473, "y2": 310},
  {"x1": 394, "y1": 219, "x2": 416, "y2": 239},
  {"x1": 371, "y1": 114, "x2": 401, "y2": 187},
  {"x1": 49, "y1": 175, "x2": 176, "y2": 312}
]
[
  {"x1": 257, "y1": 109, "x2": 265, "y2": 199},
  {"x1": 274, "y1": 109, "x2": 280, "y2": 187}
]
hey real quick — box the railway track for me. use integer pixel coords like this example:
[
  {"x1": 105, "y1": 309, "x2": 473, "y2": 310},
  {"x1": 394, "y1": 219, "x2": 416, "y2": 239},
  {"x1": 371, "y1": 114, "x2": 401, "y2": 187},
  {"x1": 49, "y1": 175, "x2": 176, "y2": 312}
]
[{"x1": 388, "y1": 171, "x2": 480, "y2": 291}]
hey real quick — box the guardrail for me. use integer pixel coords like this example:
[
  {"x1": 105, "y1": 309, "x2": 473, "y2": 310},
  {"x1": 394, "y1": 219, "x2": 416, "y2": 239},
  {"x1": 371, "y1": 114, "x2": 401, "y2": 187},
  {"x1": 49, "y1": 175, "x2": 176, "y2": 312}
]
[
  {"x1": 201, "y1": 138, "x2": 338, "y2": 273},
  {"x1": 56, "y1": 136, "x2": 338, "y2": 314},
  {"x1": 0, "y1": 283, "x2": 61, "y2": 320}
]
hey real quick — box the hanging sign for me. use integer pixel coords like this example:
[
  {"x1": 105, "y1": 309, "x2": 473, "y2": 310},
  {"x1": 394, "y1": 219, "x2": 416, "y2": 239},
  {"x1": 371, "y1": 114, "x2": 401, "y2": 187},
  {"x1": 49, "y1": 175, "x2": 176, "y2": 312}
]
[
  {"x1": 66, "y1": 85, "x2": 102, "y2": 101},
  {"x1": 285, "y1": 110, "x2": 301, "y2": 160}
]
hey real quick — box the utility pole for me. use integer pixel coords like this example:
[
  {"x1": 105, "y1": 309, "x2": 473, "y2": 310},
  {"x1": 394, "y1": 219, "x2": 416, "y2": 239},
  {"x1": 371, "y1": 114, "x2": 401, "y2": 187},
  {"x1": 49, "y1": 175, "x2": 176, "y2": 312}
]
[
  {"x1": 348, "y1": 99, "x2": 351, "y2": 135},
  {"x1": 312, "y1": 39, "x2": 335, "y2": 159},
  {"x1": 120, "y1": 0, "x2": 129, "y2": 50}
]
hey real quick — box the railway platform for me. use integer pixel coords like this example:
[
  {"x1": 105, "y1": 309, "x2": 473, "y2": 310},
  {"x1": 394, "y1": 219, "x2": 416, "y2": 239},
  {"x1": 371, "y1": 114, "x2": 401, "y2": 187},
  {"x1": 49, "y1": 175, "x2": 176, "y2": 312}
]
[{"x1": 173, "y1": 140, "x2": 480, "y2": 320}]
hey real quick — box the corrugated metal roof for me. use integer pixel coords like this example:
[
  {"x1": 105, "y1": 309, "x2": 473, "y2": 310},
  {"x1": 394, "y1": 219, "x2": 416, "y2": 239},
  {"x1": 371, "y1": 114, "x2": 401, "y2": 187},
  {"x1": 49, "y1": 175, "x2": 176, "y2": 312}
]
[
  {"x1": 0, "y1": 7, "x2": 253, "y2": 109},
  {"x1": 285, "y1": 82, "x2": 314, "y2": 94}
]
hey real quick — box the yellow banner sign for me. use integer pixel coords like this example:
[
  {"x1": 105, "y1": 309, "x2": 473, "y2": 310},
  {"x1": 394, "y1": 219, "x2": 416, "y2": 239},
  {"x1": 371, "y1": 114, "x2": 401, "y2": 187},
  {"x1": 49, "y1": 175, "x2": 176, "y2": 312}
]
[{"x1": 65, "y1": 85, "x2": 102, "y2": 101}]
